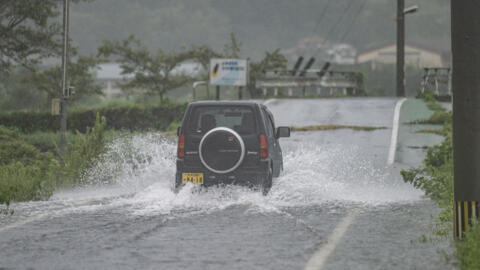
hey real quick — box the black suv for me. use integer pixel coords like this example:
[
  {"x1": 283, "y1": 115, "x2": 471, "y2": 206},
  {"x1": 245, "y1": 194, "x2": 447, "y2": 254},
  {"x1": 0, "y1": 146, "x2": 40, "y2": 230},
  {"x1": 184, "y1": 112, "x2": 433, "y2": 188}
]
[{"x1": 175, "y1": 101, "x2": 290, "y2": 194}]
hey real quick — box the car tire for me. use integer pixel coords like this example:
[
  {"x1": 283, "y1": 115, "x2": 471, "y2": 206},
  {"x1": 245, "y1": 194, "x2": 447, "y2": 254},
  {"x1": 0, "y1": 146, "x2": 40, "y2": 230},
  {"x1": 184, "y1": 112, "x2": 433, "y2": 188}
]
[
  {"x1": 174, "y1": 175, "x2": 183, "y2": 191},
  {"x1": 261, "y1": 167, "x2": 273, "y2": 196}
]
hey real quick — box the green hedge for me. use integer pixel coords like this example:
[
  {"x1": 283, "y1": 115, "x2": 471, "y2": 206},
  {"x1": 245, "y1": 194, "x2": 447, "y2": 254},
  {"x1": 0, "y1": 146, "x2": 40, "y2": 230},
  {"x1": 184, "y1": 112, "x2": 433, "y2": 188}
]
[{"x1": 0, "y1": 103, "x2": 187, "y2": 133}]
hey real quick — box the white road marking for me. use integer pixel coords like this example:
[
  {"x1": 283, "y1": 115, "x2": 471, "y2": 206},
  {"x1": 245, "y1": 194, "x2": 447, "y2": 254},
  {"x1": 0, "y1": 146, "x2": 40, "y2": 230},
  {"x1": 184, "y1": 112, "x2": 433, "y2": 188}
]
[
  {"x1": 387, "y1": 98, "x2": 407, "y2": 165},
  {"x1": 263, "y1": 98, "x2": 276, "y2": 106},
  {"x1": 0, "y1": 213, "x2": 48, "y2": 233},
  {"x1": 303, "y1": 211, "x2": 358, "y2": 270},
  {"x1": 0, "y1": 199, "x2": 107, "y2": 232},
  {"x1": 304, "y1": 98, "x2": 407, "y2": 270}
]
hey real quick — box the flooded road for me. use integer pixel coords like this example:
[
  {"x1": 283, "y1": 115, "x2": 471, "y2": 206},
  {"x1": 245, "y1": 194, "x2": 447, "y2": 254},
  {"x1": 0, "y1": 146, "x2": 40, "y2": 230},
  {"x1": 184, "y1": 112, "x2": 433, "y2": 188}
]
[{"x1": 0, "y1": 98, "x2": 453, "y2": 269}]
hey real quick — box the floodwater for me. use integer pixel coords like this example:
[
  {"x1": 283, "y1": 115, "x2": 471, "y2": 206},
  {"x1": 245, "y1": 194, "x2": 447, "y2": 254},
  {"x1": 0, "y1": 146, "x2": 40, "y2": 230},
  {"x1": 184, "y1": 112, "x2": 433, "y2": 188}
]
[{"x1": 0, "y1": 98, "x2": 453, "y2": 269}]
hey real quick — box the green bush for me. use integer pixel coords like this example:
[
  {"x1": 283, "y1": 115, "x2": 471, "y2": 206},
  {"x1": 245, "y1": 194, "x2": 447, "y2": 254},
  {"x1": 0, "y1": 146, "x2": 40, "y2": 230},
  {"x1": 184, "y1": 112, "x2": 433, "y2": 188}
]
[
  {"x1": 456, "y1": 221, "x2": 480, "y2": 269},
  {"x1": 0, "y1": 162, "x2": 56, "y2": 204},
  {"x1": 401, "y1": 127, "x2": 453, "y2": 236},
  {"x1": 0, "y1": 126, "x2": 59, "y2": 206},
  {"x1": 401, "y1": 95, "x2": 453, "y2": 236},
  {"x1": 0, "y1": 103, "x2": 187, "y2": 133},
  {"x1": 0, "y1": 113, "x2": 109, "y2": 207},
  {"x1": 401, "y1": 96, "x2": 480, "y2": 266}
]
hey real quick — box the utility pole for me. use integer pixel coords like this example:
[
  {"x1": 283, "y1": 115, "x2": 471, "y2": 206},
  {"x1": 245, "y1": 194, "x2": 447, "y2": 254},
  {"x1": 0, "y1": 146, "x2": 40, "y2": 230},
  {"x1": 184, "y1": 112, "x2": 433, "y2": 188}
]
[
  {"x1": 452, "y1": 1, "x2": 480, "y2": 239},
  {"x1": 60, "y1": 0, "x2": 70, "y2": 161},
  {"x1": 396, "y1": 2, "x2": 418, "y2": 97},
  {"x1": 396, "y1": 0, "x2": 405, "y2": 97},
  {"x1": 215, "y1": 85, "x2": 220, "y2": 100}
]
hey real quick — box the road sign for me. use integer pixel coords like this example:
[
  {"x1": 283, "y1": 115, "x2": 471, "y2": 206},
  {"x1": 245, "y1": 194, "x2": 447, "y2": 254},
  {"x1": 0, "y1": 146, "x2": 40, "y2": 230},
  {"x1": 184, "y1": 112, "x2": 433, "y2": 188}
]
[{"x1": 210, "y1": 58, "x2": 248, "y2": 86}]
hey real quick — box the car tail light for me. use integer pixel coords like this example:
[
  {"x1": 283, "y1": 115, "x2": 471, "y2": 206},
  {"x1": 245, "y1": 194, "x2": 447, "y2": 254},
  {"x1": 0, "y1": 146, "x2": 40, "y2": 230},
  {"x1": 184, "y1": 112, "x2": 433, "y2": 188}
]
[
  {"x1": 177, "y1": 134, "x2": 185, "y2": 158},
  {"x1": 259, "y1": 134, "x2": 268, "y2": 158}
]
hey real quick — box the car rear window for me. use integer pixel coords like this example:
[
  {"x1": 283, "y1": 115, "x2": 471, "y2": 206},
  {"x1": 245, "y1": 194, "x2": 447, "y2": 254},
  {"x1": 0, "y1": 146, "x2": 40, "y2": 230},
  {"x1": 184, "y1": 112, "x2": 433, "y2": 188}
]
[{"x1": 187, "y1": 106, "x2": 256, "y2": 135}]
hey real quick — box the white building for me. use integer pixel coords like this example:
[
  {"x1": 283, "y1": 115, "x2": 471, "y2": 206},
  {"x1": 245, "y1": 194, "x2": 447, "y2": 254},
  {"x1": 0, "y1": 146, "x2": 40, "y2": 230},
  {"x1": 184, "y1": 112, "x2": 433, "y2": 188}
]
[
  {"x1": 327, "y1": 43, "x2": 357, "y2": 65},
  {"x1": 96, "y1": 63, "x2": 131, "y2": 98},
  {"x1": 356, "y1": 44, "x2": 444, "y2": 69}
]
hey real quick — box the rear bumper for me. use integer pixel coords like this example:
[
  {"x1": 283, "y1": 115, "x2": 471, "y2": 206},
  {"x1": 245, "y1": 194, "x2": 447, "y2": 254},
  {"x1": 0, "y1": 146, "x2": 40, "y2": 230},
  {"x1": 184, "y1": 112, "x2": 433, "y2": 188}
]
[{"x1": 176, "y1": 158, "x2": 270, "y2": 187}]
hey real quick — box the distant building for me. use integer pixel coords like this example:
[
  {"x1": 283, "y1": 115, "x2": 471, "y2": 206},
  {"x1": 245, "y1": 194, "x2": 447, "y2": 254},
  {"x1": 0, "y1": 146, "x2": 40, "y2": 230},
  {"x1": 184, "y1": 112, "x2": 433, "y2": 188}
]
[
  {"x1": 282, "y1": 36, "x2": 357, "y2": 65},
  {"x1": 96, "y1": 63, "x2": 131, "y2": 98},
  {"x1": 356, "y1": 44, "x2": 444, "y2": 69},
  {"x1": 327, "y1": 43, "x2": 357, "y2": 65},
  {"x1": 282, "y1": 36, "x2": 330, "y2": 62}
]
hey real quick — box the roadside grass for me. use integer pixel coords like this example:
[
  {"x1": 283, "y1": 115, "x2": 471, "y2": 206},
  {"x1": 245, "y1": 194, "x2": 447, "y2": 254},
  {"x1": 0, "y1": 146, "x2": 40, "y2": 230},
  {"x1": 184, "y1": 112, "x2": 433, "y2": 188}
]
[
  {"x1": 401, "y1": 93, "x2": 453, "y2": 236},
  {"x1": 290, "y1": 124, "x2": 386, "y2": 132},
  {"x1": 21, "y1": 131, "x2": 62, "y2": 153},
  {"x1": 0, "y1": 126, "x2": 59, "y2": 208},
  {"x1": 409, "y1": 92, "x2": 452, "y2": 125},
  {"x1": 0, "y1": 106, "x2": 181, "y2": 211},
  {"x1": 456, "y1": 221, "x2": 480, "y2": 270},
  {"x1": 61, "y1": 113, "x2": 108, "y2": 186},
  {"x1": 401, "y1": 126, "x2": 453, "y2": 236},
  {"x1": 401, "y1": 93, "x2": 480, "y2": 269},
  {"x1": 415, "y1": 128, "x2": 448, "y2": 136},
  {"x1": 0, "y1": 113, "x2": 109, "y2": 211}
]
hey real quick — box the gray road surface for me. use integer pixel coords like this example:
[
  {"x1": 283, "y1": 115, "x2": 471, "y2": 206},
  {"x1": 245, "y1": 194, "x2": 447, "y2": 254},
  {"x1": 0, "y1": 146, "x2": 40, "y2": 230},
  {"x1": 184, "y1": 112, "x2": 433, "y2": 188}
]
[{"x1": 0, "y1": 98, "x2": 453, "y2": 270}]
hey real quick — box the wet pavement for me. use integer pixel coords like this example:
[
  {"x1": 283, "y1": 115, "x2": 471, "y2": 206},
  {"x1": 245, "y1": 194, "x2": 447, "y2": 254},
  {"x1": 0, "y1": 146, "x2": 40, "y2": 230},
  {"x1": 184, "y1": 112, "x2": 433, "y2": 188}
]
[{"x1": 0, "y1": 98, "x2": 454, "y2": 269}]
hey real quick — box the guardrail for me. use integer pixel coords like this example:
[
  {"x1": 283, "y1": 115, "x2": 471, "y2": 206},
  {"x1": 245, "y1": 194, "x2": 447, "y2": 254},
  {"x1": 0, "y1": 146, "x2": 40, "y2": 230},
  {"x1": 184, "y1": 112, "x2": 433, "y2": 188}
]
[{"x1": 255, "y1": 70, "x2": 364, "y2": 97}]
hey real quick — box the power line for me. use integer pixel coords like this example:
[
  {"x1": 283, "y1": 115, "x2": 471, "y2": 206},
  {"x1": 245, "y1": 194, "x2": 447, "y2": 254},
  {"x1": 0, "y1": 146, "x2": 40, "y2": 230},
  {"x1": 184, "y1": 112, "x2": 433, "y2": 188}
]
[
  {"x1": 338, "y1": 0, "x2": 367, "y2": 43},
  {"x1": 308, "y1": 0, "x2": 356, "y2": 57},
  {"x1": 301, "y1": 0, "x2": 334, "y2": 54},
  {"x1": 324, "y1": 0, "x2": 356, "y2": 42}
]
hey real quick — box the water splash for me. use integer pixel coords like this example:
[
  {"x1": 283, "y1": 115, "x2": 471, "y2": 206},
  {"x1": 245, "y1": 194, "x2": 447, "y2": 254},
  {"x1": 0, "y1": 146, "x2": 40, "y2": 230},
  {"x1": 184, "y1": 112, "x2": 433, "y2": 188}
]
[{"x1": 51, "y1": 133, "x2": 422, "y2": 216}]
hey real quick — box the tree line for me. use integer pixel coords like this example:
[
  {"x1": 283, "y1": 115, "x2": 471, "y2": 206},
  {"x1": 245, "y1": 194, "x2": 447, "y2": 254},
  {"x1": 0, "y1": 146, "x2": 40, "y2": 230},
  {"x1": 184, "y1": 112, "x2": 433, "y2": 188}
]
[{"x1": 0, "y1": 1, "x2": 287, "y2": 111}]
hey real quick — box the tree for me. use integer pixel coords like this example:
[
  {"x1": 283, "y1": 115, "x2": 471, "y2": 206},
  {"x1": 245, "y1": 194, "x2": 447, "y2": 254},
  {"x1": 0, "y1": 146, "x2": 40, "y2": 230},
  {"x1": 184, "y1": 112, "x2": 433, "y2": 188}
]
[
  {"x1": 0, "y1": 0, "x2": 88, "y2": 73},
  {"x1": 27, "y1": 56, "x2": 103, "y2": 105},
  {"x1": 97, "y1": 35, "x2": 192, "y2": 102},
  {"x1": 0, "y1": 66, "x2": 48, "y2": 111},
  {"x1": 223, "y1": 32, "x2": 242, "y2": 58},
  {"x1": 189, "y1": 45, "x2": 222, "y2": 98},
  {"x1": 248, "y1": 49, "x2": 288, "y2": 97}
]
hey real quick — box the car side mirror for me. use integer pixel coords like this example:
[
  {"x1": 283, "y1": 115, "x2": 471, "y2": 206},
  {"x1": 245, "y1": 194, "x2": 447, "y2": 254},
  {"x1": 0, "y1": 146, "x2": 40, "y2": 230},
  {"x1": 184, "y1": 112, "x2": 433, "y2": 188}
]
[
  {"x1": 276, "y1": 127, "x2": 290, "y2": 138},
  {"x1": 177, "y1": 127, "x2": 181, "y2": 136}
]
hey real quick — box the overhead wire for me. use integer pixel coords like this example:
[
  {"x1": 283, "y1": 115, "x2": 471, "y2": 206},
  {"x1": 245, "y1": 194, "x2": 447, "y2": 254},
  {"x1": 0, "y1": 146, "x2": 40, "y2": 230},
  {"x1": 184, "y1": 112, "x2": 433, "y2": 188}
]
[
  {"x1": 308, "y1": 0, "x2": 356, "y2": 57},
  {"x1": 299, "y1": 0, "x2": 334, "y2": 57},
  {"x1": 338, "y1": 0, "x2": 368, "y2": 43}
]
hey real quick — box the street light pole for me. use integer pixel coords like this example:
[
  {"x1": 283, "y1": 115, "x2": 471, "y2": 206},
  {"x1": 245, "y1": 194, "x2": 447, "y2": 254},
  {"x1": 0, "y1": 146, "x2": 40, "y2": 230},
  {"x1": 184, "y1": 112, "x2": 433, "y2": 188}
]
[
  {"x1": 396, "y1": 0, "x2": 405, "y2": 97},
  {"x1": 60, "y1": 0, "x2": 70, "y2": 161},
  {"x1": 396, "y1": 2, "x2": 418, "y2": 97},
  {"x1": 192, "y1": 81, "x2": 207, "y2": 100}
]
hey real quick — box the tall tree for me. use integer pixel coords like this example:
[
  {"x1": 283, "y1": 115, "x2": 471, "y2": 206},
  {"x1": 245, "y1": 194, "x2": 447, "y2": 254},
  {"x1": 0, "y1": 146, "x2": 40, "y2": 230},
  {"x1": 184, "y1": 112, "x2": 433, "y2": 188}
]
[
  {"x1": 189, "y1": 45, "x2": 222, "y2": 98},
  {"x1": 248, "y1": 49, "x2": 288, "y2": 97},
  {"x1": 223, "y1": 32, "x2": 242, "y2": 58},
  {"x1": 97, "y1": 35, "x2": 193, "y2": 102},
  {"x1": 0, "y1": 0, "x2": 88, "y2": 73}
]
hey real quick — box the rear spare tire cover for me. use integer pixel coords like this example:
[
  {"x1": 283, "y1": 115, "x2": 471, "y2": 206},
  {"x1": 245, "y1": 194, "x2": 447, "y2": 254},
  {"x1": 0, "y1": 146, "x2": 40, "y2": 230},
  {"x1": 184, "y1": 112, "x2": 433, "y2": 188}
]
[{"x1": 199, "y1": 127, "x2": 245, "y2": 174}]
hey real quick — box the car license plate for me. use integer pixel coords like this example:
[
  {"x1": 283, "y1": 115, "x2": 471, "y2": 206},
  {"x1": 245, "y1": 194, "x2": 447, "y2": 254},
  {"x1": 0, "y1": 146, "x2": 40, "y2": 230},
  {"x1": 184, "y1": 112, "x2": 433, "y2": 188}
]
[{"x1": 182, "y1": 173, "x2": 204, "y2": 184}]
